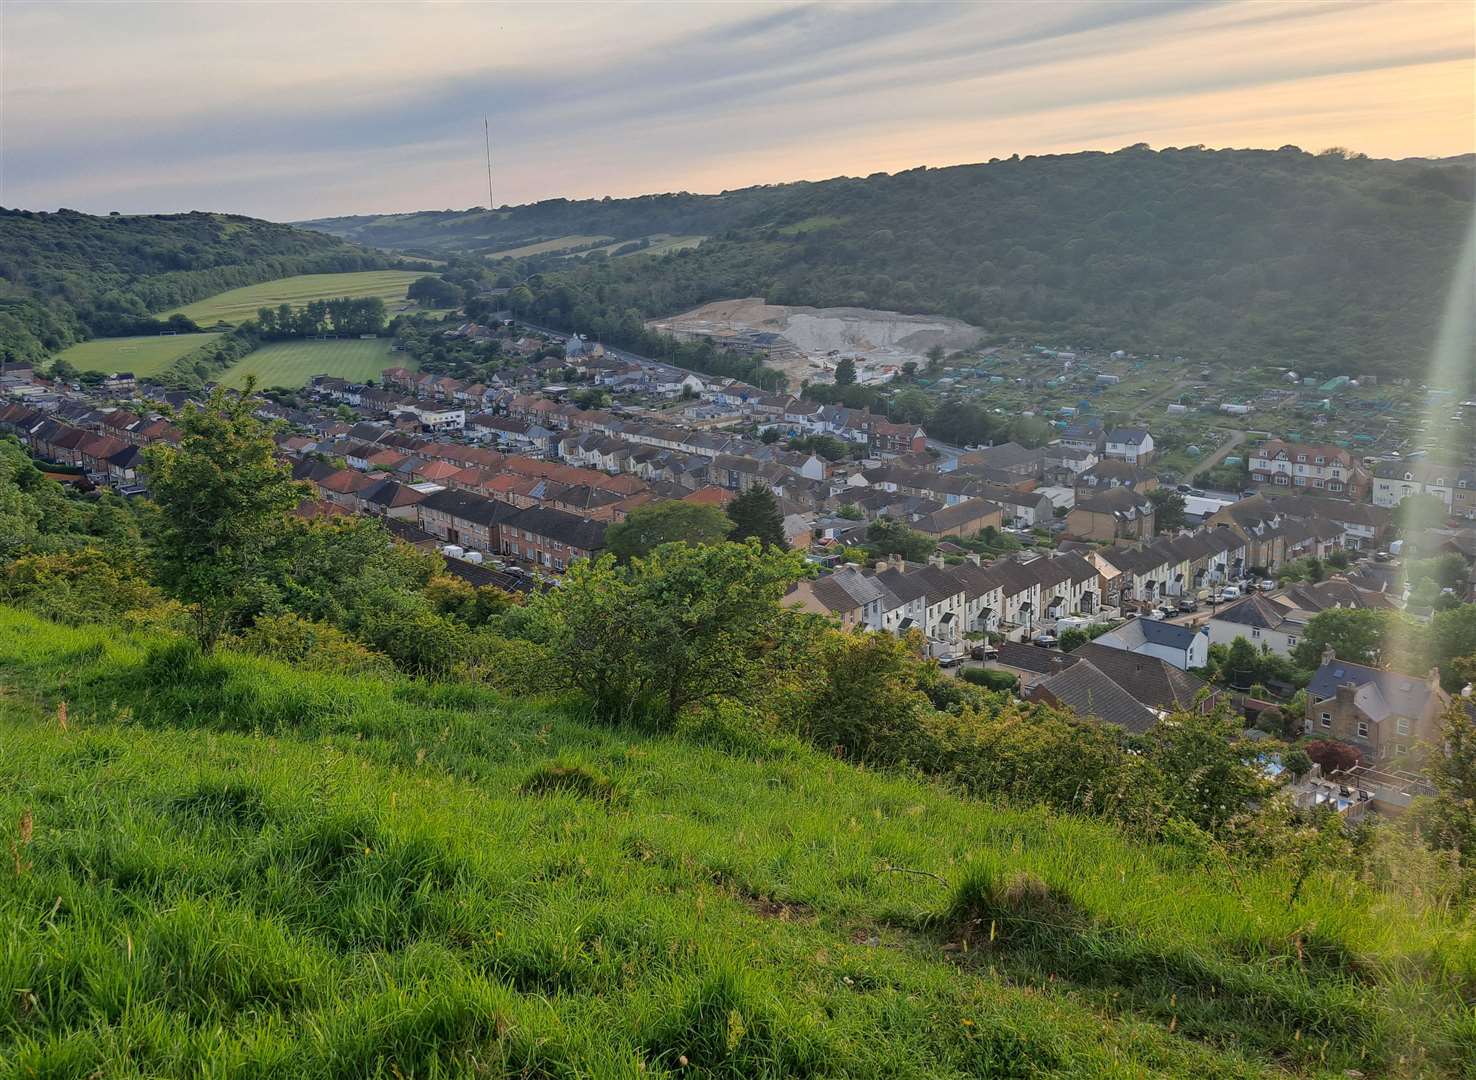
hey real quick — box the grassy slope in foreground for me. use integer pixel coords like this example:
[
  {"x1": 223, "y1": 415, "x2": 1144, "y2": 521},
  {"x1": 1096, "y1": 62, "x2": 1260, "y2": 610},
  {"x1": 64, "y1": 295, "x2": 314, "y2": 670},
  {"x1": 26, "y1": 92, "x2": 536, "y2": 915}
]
[
  {"x1": 0, "y1": 606, "x2": 1471, "y2": 1079},
  {"x1": 162, "y1": 270, "x2": 426, "y2": 325},
  {"x1": 216, "y1": 338, "x2": 409, "y2": 390},
  {"x1": 49, "y1": 333, "x2": 222, "y2": 378}
]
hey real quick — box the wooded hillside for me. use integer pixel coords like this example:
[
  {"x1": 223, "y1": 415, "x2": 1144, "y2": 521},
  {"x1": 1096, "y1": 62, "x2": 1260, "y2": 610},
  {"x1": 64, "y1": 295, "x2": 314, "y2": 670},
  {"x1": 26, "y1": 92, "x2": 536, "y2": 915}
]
[
  {"x1": 307, "y1": 147, "x2": 1474, "y2": 376},
  {"x1": 0, "y1": 209, "x2": 387, "y2": 362}
]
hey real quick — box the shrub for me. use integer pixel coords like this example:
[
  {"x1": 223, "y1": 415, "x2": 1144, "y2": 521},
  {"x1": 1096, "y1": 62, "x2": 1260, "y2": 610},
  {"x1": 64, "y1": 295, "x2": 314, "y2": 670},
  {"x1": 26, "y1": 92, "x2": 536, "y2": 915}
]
[
  {"x1": 464, "y1": 632, "x2": 556, "y2": 695},
  {"x1": 356, "y1": 604, "x2": 466, "y2": 676},
  {"x1": 1306, "y1": 739, "x2": 1362, "y2": 774},
  {"x1": 0, "y1": 548, "x2": 167, "y2": 625},
  {"x1": 239, "y1": 613, "x2": 392, "y2": 676},
  {"x1": 961, "y1": 667, "x2": 1018, "y2": 692}
]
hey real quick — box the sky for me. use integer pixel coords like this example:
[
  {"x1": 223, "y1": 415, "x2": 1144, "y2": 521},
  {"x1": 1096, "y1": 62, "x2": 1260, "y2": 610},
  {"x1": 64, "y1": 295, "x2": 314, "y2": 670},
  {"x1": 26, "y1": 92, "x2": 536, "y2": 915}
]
[{"x1": 2, "y1": 0, "x2": 1472, "y2": 222}]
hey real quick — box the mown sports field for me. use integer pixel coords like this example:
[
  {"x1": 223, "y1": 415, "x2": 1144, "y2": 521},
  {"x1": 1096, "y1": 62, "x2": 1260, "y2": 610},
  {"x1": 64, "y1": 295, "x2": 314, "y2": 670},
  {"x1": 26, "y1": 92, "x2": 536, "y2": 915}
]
[
  {"x1": 217, "y1": 339, "x2": 412, "y2": 389},
  {"x1": 49, "y1": 333, "x2": 221, "y2": 378},
  {"x1": 163, "y1": 270, "x2": 427, "y2": 326}
]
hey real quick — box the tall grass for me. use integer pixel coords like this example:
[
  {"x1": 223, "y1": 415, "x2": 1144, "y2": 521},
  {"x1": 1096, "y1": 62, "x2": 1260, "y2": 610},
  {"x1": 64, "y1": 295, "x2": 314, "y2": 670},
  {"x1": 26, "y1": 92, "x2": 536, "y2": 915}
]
[{"x1": 0, "y1": 606, "x2": 1471, "y2": 1077}]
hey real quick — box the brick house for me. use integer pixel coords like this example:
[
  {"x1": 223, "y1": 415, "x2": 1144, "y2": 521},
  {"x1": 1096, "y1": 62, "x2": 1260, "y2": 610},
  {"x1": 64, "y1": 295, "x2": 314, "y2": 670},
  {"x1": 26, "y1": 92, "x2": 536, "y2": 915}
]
[
  {"x1": 1304, "y1": 649, "x2": 1450, "y2": 765},
  {"x1": 1250, "y1": 441, "x2": 1369, "y2": 500}
]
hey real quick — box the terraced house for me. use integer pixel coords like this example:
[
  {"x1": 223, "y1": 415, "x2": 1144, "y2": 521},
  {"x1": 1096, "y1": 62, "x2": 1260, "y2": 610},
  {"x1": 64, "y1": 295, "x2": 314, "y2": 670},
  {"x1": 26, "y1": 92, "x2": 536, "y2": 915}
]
[{"x1": 1249, "y1": 441, "x2": 1369, "y2": 500}]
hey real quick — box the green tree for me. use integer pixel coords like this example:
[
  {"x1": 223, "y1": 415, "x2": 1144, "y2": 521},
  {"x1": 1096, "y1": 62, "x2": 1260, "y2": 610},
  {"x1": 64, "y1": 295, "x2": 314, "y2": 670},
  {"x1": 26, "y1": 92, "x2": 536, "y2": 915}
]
[
  {"x1": 834, "y1": 356, "x2": 857, "y2": 386},
  {"x1": 1137, "y1": 711, "x2": 1265, "y2": 833},
  {"x1": 407, "y1": 275, "x2": 463, "y2": 308},
  {"x1": 727, "y1": 485, "x2": 787, "y2": 549},
  {"x1": 1412, "y1": 700, "x2": 1476, "y2": 878},
  {"x1": 527, "y1": 541, "x2": 811, "y2": 725},
  {"x1": 604, "y1": 500, "x2": 732, "y2": 563},
  {"x1": 1397, "y1": 493, "x2": 1450, "y2": 531},
  {"x1": 925, "y1": 345, "x2": 945, "y2": 372},
  {"x1": 1147, "y1": 488, "x2": 1187, "y2": 532},
  {"x1": 866, "y1": 518, "x2": 936, "y2": 562},
  {"x1": 1292, "y1": 608, "x2": 1397, "y2": 669},
  {"x1": 1429, "y1": 604, "x2": 1476, "y2": 690},
  {"x1": 142, "y1": 381, "x2": 306, "y2": 648}
]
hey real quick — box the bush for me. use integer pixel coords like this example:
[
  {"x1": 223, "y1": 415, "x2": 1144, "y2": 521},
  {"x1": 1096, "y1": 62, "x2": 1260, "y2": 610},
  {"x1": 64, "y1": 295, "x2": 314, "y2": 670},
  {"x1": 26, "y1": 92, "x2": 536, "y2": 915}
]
[
  {"x1": 0, "y1": 548, "x2": 167, "y2": 625},
  {"x1": 1306, "y1": 739, "x2": 1362, "y2": 775},
  {"x1": 464, "y1": 632, "x2": 555, "y2": 695},
  {"x1": 239, "y1": 613, "x2": 392, "y2": 676},
  {"x1": 961, "y1": 667, "x2": 1018, "y2": 692},
  {"x1": 356, "y1": 605, "x2": 466, "y2": 676}
]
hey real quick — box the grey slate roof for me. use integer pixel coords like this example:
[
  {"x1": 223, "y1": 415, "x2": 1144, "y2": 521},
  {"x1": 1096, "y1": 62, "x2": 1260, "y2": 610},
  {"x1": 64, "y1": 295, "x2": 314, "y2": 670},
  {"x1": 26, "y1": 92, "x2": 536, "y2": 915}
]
[
  {"x1": 1033, "y1": 660, "x2": 1160, "y2": 733},
  {"x1": 1306, "y1": 659, "x2": 1438, "y2": 719}
]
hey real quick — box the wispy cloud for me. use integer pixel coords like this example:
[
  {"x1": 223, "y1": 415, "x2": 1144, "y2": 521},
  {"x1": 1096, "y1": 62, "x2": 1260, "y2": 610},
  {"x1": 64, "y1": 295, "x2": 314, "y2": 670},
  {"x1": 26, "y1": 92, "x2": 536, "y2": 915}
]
[{"x1": 1, "y1": 0, "x2": 1470, "y2": 219}]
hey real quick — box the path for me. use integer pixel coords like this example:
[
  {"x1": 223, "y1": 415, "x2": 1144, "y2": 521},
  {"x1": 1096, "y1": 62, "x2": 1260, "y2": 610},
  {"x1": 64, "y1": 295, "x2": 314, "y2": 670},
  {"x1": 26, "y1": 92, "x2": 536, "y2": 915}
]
[{"x1": 1185, "y1": 429, "x2": 1246, "y2": 480}]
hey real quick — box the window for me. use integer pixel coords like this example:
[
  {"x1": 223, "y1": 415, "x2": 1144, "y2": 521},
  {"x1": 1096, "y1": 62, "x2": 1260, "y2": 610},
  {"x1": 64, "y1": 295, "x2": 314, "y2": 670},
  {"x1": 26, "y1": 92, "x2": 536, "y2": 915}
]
[
  {"x1": 1396, "y1": 717, "x2": 1409, "y2": 736},
  {"x1": 1357, "y1": 720, "x2": 1368, "y2": 739},
  {"x1": 1321, "y1": 712, "x2": 1332, "y2": 727},
  {"x1": 1287, "y1": 636, "x2": 1298, "y2": 646},
  {"x1": 1396, "y1": 744, "x2": 1407, "y2": 755},
  {"x1": 1251, "y1": 628, "x2": 1261, "y2": 639}
]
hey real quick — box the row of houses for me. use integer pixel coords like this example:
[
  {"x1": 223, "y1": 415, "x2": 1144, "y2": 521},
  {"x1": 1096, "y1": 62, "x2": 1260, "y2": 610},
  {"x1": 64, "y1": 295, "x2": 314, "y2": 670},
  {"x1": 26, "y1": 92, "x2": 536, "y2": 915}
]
[
  {"x1": 0, "y1": 402, "x2": 176, "y2": 489},
  {"x1": 789, "y1": 548, "x2": 1107, "y2": 645}
]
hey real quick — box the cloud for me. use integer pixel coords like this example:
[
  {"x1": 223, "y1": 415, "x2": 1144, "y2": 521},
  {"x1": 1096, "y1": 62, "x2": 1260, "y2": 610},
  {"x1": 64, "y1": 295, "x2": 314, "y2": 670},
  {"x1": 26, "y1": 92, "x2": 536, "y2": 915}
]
[{"x1": 1, "y1": 0, "x2": 1470, "y2": 219}]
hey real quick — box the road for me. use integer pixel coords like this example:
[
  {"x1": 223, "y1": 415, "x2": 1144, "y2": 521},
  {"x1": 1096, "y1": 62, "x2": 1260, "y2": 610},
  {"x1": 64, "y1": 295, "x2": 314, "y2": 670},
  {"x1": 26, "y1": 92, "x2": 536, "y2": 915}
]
[{"x1": 1185, "y1": 429, "x2": 1246, "y2": 481}]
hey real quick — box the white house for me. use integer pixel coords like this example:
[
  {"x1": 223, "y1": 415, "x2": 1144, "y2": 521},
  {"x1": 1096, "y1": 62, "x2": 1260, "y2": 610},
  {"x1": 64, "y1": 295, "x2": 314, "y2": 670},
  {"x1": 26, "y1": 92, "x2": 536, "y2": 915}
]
[
  {"x1": 1092, "y1": 617, "x2": 1209, "y2": 671},
  {"x1": 1104, "y1": 428, "x2": 1154, "y2": 464}
]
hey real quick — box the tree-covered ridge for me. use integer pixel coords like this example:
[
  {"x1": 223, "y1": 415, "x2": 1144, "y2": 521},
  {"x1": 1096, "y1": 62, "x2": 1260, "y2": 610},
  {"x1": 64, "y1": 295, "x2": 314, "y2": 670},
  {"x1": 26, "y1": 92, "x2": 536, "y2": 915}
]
[
  {"x1": 315, "y1": 147, "x2": 1473, "y2": 376},
  {"x1": 0, "y1": 208, "x2": 389, "y2": 362}
]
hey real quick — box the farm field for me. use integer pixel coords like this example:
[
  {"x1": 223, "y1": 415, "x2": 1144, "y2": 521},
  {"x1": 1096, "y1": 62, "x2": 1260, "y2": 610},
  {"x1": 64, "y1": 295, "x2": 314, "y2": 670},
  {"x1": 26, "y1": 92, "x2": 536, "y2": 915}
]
[
  {"x1": 163, "y1": 271, "x2": 426, "y2": 326},
  {"x1": 489, "y1": 234, "x2": 613, "y2": 259},
  {"x1": 50, "y1": 333, "x2": 221, "y2": 377},
  {"x1": 217, "y1": 338, "x2": 407, "y2": 389},
  {"x1": 622, "y1": 233, "x2": 705, "y2": 257}
]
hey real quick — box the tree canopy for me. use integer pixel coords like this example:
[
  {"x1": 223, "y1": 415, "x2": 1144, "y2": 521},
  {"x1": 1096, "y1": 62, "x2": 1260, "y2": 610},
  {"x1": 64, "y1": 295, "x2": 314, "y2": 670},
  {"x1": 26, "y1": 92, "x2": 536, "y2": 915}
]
[
  {"x1": 603, "y1": 500, "x2": 733, "y2": 562},
  {"x1": 726, "y1": 485, "x2": 787, "y2": 549}
]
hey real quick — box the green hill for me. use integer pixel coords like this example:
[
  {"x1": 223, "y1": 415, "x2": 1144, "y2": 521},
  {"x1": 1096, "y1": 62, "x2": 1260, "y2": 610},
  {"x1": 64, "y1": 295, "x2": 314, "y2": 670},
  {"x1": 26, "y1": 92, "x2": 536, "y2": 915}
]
[
  {"x1": 0, "y1": 604, "x2": 1472, "y2": 1078},
  {"x1": 0, "y1": 208, "x2": 390, "y2": 364},
  {"x1": 303, "y1": 147, "x2": 1474, "y2": 376}
]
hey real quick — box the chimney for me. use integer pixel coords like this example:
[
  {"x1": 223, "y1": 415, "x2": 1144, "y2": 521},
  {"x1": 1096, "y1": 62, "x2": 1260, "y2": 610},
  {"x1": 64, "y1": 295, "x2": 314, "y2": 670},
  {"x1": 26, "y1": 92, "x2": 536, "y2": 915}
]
[
  {"x1": 928, "y1": 553, "x2": 945, "y2": 569},
  {"x1": 1321, "y1": 644, "x2": 1337, "y2": 666},
  {"x1": 875, "y1": 559, "x2": 893, "y2": 573},
  {"x1": 966, "y1": 553, "x2": 982, "y2": 567}
]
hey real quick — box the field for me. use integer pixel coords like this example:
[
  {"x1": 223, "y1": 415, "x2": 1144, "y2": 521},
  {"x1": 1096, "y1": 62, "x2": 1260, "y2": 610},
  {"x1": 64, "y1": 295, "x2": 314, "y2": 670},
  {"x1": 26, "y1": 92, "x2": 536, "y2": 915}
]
[
  {"x1": 217, "y1": 338, "x2": 408, "y2": 389},
  {"x1": 49, "y1": 333, "x2": 221, "y2": 377},
  {"x1": 489, "y1": 234, "x2": 614, "y2": 259},
  {"x1": 622, "y1": 234, "x2": 705, "y2": 257},
  {"x1": 163, "y1": 271, "x2": 427, "y2": 326},
  {"x1": 0, "y1": 604, "x2": 1471, "y2": 1077}
]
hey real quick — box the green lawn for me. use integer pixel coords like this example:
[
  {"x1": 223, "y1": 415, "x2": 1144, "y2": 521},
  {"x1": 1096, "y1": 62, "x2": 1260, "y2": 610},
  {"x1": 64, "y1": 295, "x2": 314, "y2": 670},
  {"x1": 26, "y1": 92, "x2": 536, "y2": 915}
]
[
  {"x1": 0, "y1": 605, "x2": 1470, "y2": 1077},
  {"x1": 164, "y1": 271, "x2": 427, "y2": 326},
  {"x1": 49, "y1": 333, "x2": 221, "y2": 377},
  {"x1": 217, "y1": 339, "x2": 410, "y2": 389}
]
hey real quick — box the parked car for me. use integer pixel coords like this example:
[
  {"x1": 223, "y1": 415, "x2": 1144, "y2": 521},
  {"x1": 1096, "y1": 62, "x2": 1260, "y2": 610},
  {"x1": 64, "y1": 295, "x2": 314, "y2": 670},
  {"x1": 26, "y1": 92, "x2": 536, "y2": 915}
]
[
  {"x1": 1177, "y1": 597, "x2": 1199, "y2": 612},
  {"x1": 1218, "y1": 585, "x2": 1243, "y2": 600},
  {"x1": 1175, "y1": 483, "x2": 1193, "y2": 494},
  {"x1": 1373, "y1": 550, "x2": 1394, "y2": 563},
  {"x1": 969, "y1": 644, "x2": 999, "y2": 661},
  {"x1": 936, "y1": 653, "x2": 965, "y2": 669}
]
